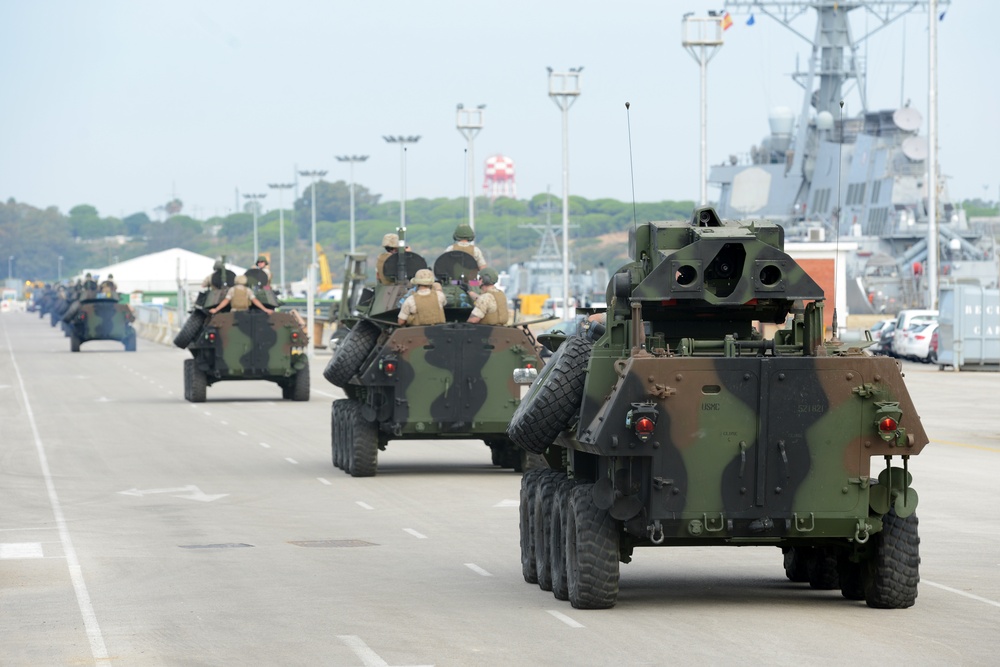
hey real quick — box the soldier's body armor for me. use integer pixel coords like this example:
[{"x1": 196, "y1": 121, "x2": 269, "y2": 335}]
[{"x1": 409, "y1": 291, "x2": 444, "y2": 326}]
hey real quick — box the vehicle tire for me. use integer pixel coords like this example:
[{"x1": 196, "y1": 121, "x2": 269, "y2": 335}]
[
  {"x1": 341, "y1": 401, "x2": 356, "y2": 475},
  {"x1": 519, "y1": 469, "x2": 544, "y2": 584},
  {"x1": 534, "y1": 471, "x2": 560, "y2": 592},
  {"x1": 331, "y1": 400, "x2": 346, "y2": 469},
  {"x1": 349, "y1": 400, "x2": 378, "y2": 477},
  {"x1": 124, "y1": 332, "x2": 137, "y2": 352},
  {"x1": 70, "y1": 334, "x2": 81, "y2": 352},
  {"x1": 189, "y1": 361, "x2": 207, "y2": 403},
  {"x1": 291, "y1": 364, "x2": 310, "y2": 401},
  {"x1": 183, "y1": 359, "x2": 193, "y2": 401},
  {"x1": 566, "y1": 483, "x2": 619, "y2": 609},
  {"x1": 782, "y1": 547, "x2": 810, "y2": 583},
  {"x1": 173, "y1": 310, "x2": 206, "y2": 349},
  {"x1": 323, "y1": 321, "x2": 380, "y2": 388},
  {"x1": 838, "y1": 555, "x2": 865, "y2": 601},
  {"x1": 328, "y1": 327, "x2": 348, "y2": 356},
  {"x1": 549, "y1": 478, "x2": 573, "y2": 601},
  {"x1": 507, "y1": 335, "x2": 593, "y2": 454},
  {"x1": 864, "y1": 509, "x2": 920, "y2": 609},
  {"x1": 807, "y1": 548, "x2": 840, "y2": 590}
]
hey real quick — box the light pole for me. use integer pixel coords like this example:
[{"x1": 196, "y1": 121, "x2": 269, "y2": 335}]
[
  {"x1": 382, "y1": 136, "x2": 421, "y2": 228},
  {"x1": 243, "y1": 193, "x2": 267, "y2": 259},
  {"x1": 456, "y1": 104, "x2": 485, "y2": 230},
  {"x1": 268, "y1": 182, "x2": 294, "y2": 292},
  {"x1": 58, "y1": 256, "x2": 63, "y2": 282},
  {"x1": 299, "y1": 169, "x2": 327, "y2": 358},
  {"x1": 548, "y1": 66, "x2": 582, "y2": 322},
  {"x1": 682, "y1": 13, "x2": 724, "y2": 207},
  {"x1": 8, "y1": 255, "x2": 13, "y2": 280},
  {"x1": 335, "y1": 155, "x2": 369, "y2": 253}
]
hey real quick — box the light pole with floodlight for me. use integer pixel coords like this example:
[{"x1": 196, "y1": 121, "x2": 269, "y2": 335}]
[
  {"x1": 298, "y1": 169, "x2": 327, "y2": 358},
  {"x1": 548, "y1": 66, "x2": 582, "y2": 322},
  {"x1": 382, "y1": 136, "x2": 420, "y2": 228},
  {"x1": 268, "y1": 182, "x2": 294, "y2": 292},
  {"x1": 682, "y1": 13, "x2": 723, "y2": 207},
  {"x1": 335, "y1": 155, "x2": 369, "y2": 253},
  {"x1": 456, "y1": 104, "x2": 485, "y2": 230},
  {"x1": 243, "y1": 193, "x2": 267, "y2": 259}
]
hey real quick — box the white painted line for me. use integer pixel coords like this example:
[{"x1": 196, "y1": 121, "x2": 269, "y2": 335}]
[
  {"x1": 202, "y1": 411, "x2": 211, "y2": 416},
  {"x1": 220, "y1": 421, "x2": 229, "y2": 426},
  {"x1": 403, "y1": 528, "x2": 427, "y2": 539},
  {"x1": 317, "y1": 478, "x2": 331, "y2": 486},
  {"x1": 465, "y1": 563, "x2": 492, "y2": 577},
  {"x1": 285, "y1": 457, "x2": 299, "y2": 465},
  {"x1": 167, "y1": 391, "x2": 174, "y2": 395},
  {"x1": 237, "y1": 430, "x2": 248, "y2": 436},
  {"x1": 356, "y1": 501, "x2": 374, "y2": 510},
  {"x1": 313, "y1": 389, "x2": 339, "y2": 398},
  {"x1": 336, "y1": 635, "x2": 434, "y2": 667},
  {"x1": 5, "y1": 329, "x2": 111, "y2": 666},
  {"x1": 259, "y1": 442, "x2": 271, "y2": 449},
  {"x1": 547, "y1": 609, "x2": 585, "y2": 628},
  {"x1": 493, "y1": 499, "x2": 519, "y2": 508},
  {"x1": 924, "y1": 580, "x2": 1000, "y2": 609},
  {"x1": 0, "y1": 542, "x2": 44, "y2": 559}
]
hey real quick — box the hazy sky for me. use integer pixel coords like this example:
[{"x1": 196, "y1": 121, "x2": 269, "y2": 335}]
[{"x1": 2, "y1": 0, "x2": 996, "y2": 220}]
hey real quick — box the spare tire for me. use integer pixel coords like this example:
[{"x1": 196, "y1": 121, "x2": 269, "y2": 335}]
[
  {"x1": 173, "y1": 310, "x2": 207, "y2": 349},
  {"x1": 322, "y1": 320, "x2": 381, "y2": 387},
  {"x1": 507, "y1": 335, "x2": 592, "y2": 454}
]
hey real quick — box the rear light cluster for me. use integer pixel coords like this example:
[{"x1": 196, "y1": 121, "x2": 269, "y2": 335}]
[
  {"x1": 380, "y1": 358, "x2": 397, "y2": 377},
  {"x1": 206, "y1": 331, "x2": 217, "y2": 343},
  {"x1": 874, "y1": 402, "x2": 904, "y2": 443},
  {"x1": 291, "y1": 331, "x2": 300, "y2": 342},
  {"x1": 626, "y1": 403, "x2": 658, "y2": 443}
]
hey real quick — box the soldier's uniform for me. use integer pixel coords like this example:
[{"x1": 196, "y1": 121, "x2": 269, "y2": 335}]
[
  {"x1": 469, "y1": 287, "x2": 509, "y2": 325},
  {"x1": 375, "y1": 233, "x2": 399, "y2": 285},
  {"x1": 398, "y1": 269, "x2": 446, "y2": 326},
  {"x1": 445, "y1": 223, "x2": 486, "y2": 269}
]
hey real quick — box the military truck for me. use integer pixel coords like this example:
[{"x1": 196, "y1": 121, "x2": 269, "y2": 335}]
[
  {"x1": 508, "y1": 206, "x2": 928, "y2": 610},
  {"x1": 323, "y1": 239, "x2": 546, "y2": 476},
  {"x1": 64, "y1": 296, "x2": 137, "y2": 352},
  {"x1": 176, "y1": 265, "x2": 309, "y2": 402}
]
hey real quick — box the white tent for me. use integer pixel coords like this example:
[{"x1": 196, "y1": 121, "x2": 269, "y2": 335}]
[{"x1": 79, "y1": 248, "x2": 245, "y2": 294}]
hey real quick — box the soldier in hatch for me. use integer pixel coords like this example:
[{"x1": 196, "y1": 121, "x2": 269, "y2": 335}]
[
  {"x1": 397, "y1": 269, "x2": 445, "y2": 326},
  {"x1": 255, "y1": 255, "x2": 272, "y2": 282},
  {"x1": 209, "y1": 275, "x2": 273, "y2": 315},
  {"x1": 375, "y1": 233, "x2": 399, "y2": 285},
  {"x1": 98, "y1": 274, "x2": 117, "y2": 297},
  {"x1": 201, "y1": 260, "x2": 226, "y2": 289},
  {"x1": 467, "y1": 267, "x2": 508, "y2": 325},
  {"x1": 444, "y1": 224, "x2": 487, "y2": 269}
]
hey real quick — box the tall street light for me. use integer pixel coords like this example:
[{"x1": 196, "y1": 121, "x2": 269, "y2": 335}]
[
  {"x1": 268, "y1": 182, "x2": 294, "y2": 293},
  {"x1": 243, "y1": 193, "x2": 267, "y2": 259},
  {"x1": 682, "y1": 13, "x2": 724, "y2": 207},
  {"x1": 382, "y1": 136, "x2": 421, "y2": 228},
  {"x1": 299, "y1": 169, "x2": 327, "y2": 358},
  {"x1": 335, "y1": 155, "x2": 369, "y2": 253},
  {"x1": 456, "y1": 104, "x2": 485, "y2": 230},
  {"x1": 548, "y1": 66, "x2": 582, "y2": 322}
]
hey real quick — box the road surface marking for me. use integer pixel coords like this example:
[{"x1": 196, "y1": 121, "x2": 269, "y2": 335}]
[
  {"x1": 465, "y1": 563, "x2": 492, "y2": 577},
  {"x1": 5, "y1": 330, "x2": 111, "y2": 666},
  {"x1": 493, "y1": 499, "x2": 519, "y2": 508},
  {"x1": 317, "y1": 478, "x2": 332, "y2": 485},
  {"x1": 220, "y1": 420, "x2": 229, "y2": 426},
  {"x1": 924, "y1": 580, "x2": 1000, "y2": 609},
  {"x1": 237, "y1": 430, "x2": 248, "y2": 436},
  {"x1": 0, "y1": 543, "x2": 44, "y2": 559},
  {"x1": 202, "y1": 411, "x2": 211, "y2": 417},
  {"x1": 259, "y1": 442, "x2": 271, "y2": 449},
  {"x1": 547, "y1": 610, "x2": 585, "y2": 628},
  {"x1": 356, "y1": 501, "x2": 374, "y2": 510},
  {"x1": 403, "y1": 528, "x2": 427, "y2": 539},
  {"x1": 336, "y1": 635, "x2": 433, "y2": 667},
  {"x1": 118, "y1": 485, "x2": 228, "y2": 502},
  {"x1": 285, "y1": 457, "x2": 299, "y2": 465},
  {"x1": 933, "y1": 439, "x2": 1000, "y2": 453}
]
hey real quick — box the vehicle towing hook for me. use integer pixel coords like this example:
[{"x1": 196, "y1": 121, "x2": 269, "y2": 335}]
[{"x1": 649, "y1": 520, "x2": 665, "y2": 545}]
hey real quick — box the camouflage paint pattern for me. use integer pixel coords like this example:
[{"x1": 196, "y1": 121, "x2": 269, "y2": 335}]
[
  {"x1": 191, "y1": 310, "x2": 307, "y2": 380},
  {"x1": 70, "y1": 298, "x2": 135, "y2": 343}
]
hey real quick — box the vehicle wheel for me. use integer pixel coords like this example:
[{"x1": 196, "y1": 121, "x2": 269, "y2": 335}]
[
  {"x1": 70, "y1": 334, "x2": 81, "y2": 352},
  {"x1": 534, "y1": 471, "x2": 560, "y2": 591},
  {"x1": 291, "y1": 364, "x2": 310, "y2": 401},
  {"x1": 124, "y1": 332, "x2": 137, "y2": 352},
  {"x1": 566, "y1": 483, "x2": 619, "y2": 609},
  {"x1": 341, "y1": 401, "x2": 355, "y2": 475},
  {"x1": 349, "y1": 400, "x2": 378, "y2": 477},
  {"x1": 173, "y1": 310, "x2": 207, "y2": 349},
  {"x1": 782, "y1": 547, "x2": 810, "y2": 583},
  {"x1": 807, "y1": 548, "x2": 840, "y2": 590},
  {"x1": 864, "y1": 509, "x2": 920, "y2": 609},
  {"x1": 189, "y1": 361, "x2": 207, "y2": 403},
  {"x1": 507, "y1": 335, "x2": 593, "y2": 454},
  {"x1": 328, "y1": 328, "x2": 348, "y2": 356},
  {"x1": 331, "y1": 400, "x2": 346, "y2": 469},
  {"x1": 183, "y1": 359, "x2": 193, "y2": 401},
  {"x1": 549, "y1": 478, "x2": 573, "y2": 601},
  {"x1": 323, "y1": 321, "x2": 380, "y2": 388},
  {"x1": 839, "y1": 555, "x2": 865, "y2": 601},
  {"x1": 519, "y1": 469, "x2": 544, "y2": 584}
]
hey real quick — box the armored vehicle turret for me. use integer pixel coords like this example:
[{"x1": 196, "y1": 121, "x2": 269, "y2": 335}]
[
  {"x1": 509, "y1": 206, "x2": 928, "y2": 609},
  {"x1": 62, "y1": 286, "x2": 136, "y2": 352},
  {"x1": 323, "y1": 232, "x2": 546, "y2": 476}
]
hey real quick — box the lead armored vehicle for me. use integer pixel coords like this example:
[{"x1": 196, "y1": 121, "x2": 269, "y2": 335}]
[
  {"x1": 509, "y1": 206, "x2": 928, "y2": 610},
  {"x1": 323, "y1": 239, "x2": 546, "y2": 476},
  {"x1": 63, "y1": 288, "x2": 137, "y2": 352}
]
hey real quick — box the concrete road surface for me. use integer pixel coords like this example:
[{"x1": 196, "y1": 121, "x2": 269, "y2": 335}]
[{"x1": 2, "y1": 311, "x2": 999, "y2": 666}]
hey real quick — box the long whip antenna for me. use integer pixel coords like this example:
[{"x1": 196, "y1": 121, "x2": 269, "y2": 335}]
[
  {"x1": 832, "y1": 99, "x2": 844, "y2": 341},
  {"x1": 626, "y1": 102, "x2": 638, "y2": 233}
]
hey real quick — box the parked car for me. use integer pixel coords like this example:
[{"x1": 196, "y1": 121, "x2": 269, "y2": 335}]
[
  {"x1": 891, "y1": 309, "x2": 938, "y2": 356},
  {"x1": 867, "y1": 318, "x2": 894, "y2": 351},
  {"x1": 896, "y1": 320, "x2": 939, "y2": 363},
  {"x1": 870, "y1": 320, "x2": 897, "y2": 355},
  {"x1": 930, "y1": 328, "x2": 940, "y2": 366}
]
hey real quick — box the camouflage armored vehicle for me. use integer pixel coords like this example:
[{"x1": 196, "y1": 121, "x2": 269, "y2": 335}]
[
  {"x1": 508, "y1": 206, "x2": 928, "y2": 610},
  {"x1": 176, "y1": 264, "x2": 309, "y2": 402},
  {"x1": 63, "y1": 295, "x2": 137, "y2": 352},
  {"x1": 323, "y1": 238, "x2": 546, "y2": 476}
]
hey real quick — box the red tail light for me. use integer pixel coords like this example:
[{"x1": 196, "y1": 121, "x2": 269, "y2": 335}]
[
  {"x1": 291, "y1": 331, "x2": 299, "y2": 341},
  {"x1": 384, "y1": 362, "x2": 396, "y2": 377},
  {"x1": 878, "y1": 416, "x2": 898, "y2": 433},
  {"x1": 634, "y1": 417, "x2": 656, "y2": 440},
  {"x1": 207, "y1": 332, "x2": 217, "y2": 342}
]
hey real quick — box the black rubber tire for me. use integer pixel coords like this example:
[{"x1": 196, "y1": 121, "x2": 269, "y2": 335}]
[
  {"x1": 864, "y1": 509, "x2": 920, "y2": 609},
  {"x1": 782, "y1": 547, "x2": 810, "y2": 583},
  {"x1": 807, "y1": 548, "x2": 841, "y2": 590},
  {"x1": 519, "y1": 469, "x2": 544, "y2": 584},
  {"x1": 331, "y1": 400, "x2": 346, "y2": 469},
  {"x1": 124, "y1": 332, "x2": 137, "y2": 352},
  {"x1": 173, "y1": 310, "x2": 207, "y2": 349},
  {"x1": 549, "y1": 478, "x2": 573, "y2": 601},
  {"x1": 507, "y1": 335, "x2": 592, "y2": 454},
  {"x1": 839, "y1": 555, "x2": 865, "y2": 601},
  {"x1": 323, "y1": 321, "x2": 380, "y2": 388},
  {"x1": 189, "y1": 361, "x2": 207, "y2": 403},
  {"x1": 183, "y1": 359, "x2": 193, "y2": 402},
  {"x1": 349, "y1": 400, "x2": 378, "y2": 477},
  {"x1": 534, "y1": 472, "x2": 560, "y2": 592},
  {"x1": 291, "y1": 364, "x2": 310, "y2": 401},
  {"x1": 566, "y1": 483, "x2": 620, "y2": 609},
  {"x1": 70, "y1": 334, "x2": 81, "y2": 352}
]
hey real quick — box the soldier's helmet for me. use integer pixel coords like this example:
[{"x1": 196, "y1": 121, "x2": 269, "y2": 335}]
[
  {"x1": 235, "y1": 274, "x2": 248, "y2": 286},
  {"x1": 479, "y1": 267, "x2": 499, "y2": 285},
  {"x1": 256, "y1": 255, "x2": 268, "y2": 265},
  {"x1": 381, "y1": 233, "x2": 399, "y2": 248},
  {"x1": 213, "y1": 260, "x2": 225, "y2": 271},
  {"x1": 453, "y1": 224, "x2": 475, "y2": 242},
  {"x1": 410, "y1": 268, "x2": 435, "y2": 286},
  {"x1": 107, "y1": 273, "x2": 114, "y2": 280}
]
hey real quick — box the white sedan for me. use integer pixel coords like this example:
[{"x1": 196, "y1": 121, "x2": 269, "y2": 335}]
[{"x1": 896, "y1": 320, "x2": 939, "y2": 363}]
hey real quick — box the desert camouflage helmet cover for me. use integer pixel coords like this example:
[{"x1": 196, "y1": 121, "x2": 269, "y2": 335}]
[
  {"x1": 382, "y1": 232, "x2": 400, "y2": 247},
  {"x1": 410, "y1": 268, "x2": 435, "y2": 286}
]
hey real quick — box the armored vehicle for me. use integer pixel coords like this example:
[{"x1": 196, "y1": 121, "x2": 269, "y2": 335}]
[
  {"x1": 64, "y1": 296, "x2": 137, "y2": 352},
  {"x1": 176, "y1": 265, "x2": 309, "y2": 402},
  {"x1": 508, "y1": 206, "x2": 928, "y2": 610},
  {"x1": 324, "y1": 241, "x2": 546, "y2": 476}
]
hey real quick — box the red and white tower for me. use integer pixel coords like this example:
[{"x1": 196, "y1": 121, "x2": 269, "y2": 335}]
[{"x1": 482, "y1": 155, "x2": 516, "y2": 200}]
